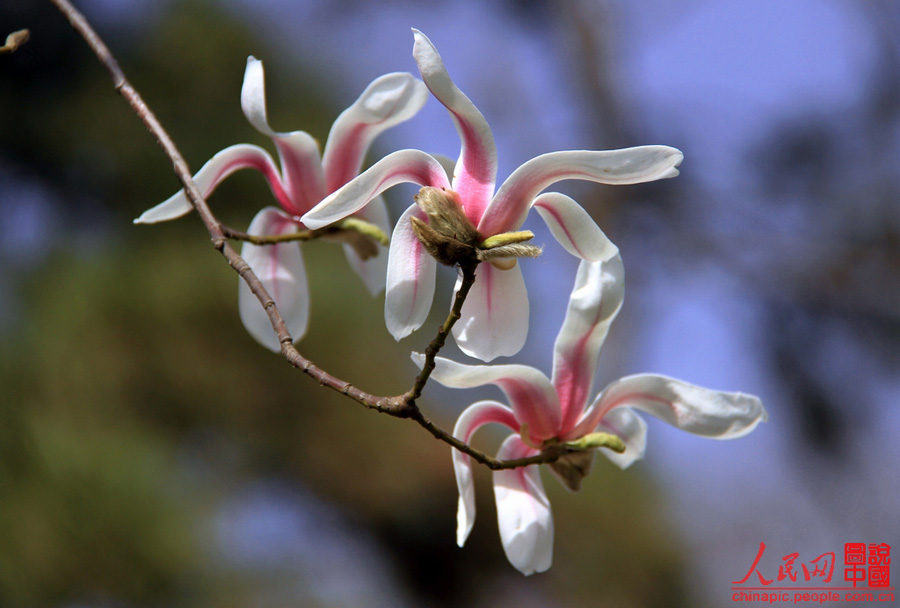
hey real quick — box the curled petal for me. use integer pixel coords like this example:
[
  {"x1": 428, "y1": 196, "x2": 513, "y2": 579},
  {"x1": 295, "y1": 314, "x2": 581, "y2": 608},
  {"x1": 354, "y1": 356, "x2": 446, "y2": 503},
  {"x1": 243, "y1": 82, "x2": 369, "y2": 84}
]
[
  {"x1": 134, "y1": 144, "x2": 290, "y2": 224},
  {"x1": 552, "y1": 256, "x2": 625, "y2": 433},
  {"x1": 592, "y1": 406, "x2": 648, "y2": 470},
  {"x1": 241, "y1": 56, "x2": 326, "y2": 213},
  {"x1": 452, "y1": 262, "x2": 529, "y2": 362},
  {"x1": 302, "y1": 150, "x2": 450, "y2": 229},
  {"x1": 340, "y1": 196, "x2": 391, "y2": 296},
  {"x1": 493, "y1": 435, "x2": 552, "y2": 576},
  {"x1": 238, "y1": 208, "x2": 309, "y2": 351},
  {"x1": 532, "y1": 192, "x2": 618, "y2": 262},
  {"x1": 412, "y1": 29, "x2": 497, "y2": 222},
  {"x1": 323, "y1": 72, "x2": 428, "y2": 192},
  {"x1": 385, "y1": 204, "x2": 436, "y2": 340},
  {"x1": 411, "y1": 352, "x2": 561, "y2": 442},
  {"x1": 451, "y1": 401, "x2": 518, "y2": 547},
  {"x1": 571, "y1": 373, "x2": 768, "y2": 443},
  {"x1": 480, "y1": 146, "x2": 684, "y2": 236}
]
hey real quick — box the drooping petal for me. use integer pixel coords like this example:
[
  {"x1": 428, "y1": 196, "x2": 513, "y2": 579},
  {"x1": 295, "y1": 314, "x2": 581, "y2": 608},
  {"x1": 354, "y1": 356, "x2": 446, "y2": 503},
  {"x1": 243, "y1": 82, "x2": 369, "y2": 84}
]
[
  {"x1": 479, "y1": 146, "x2": 684, "y2": 236},
  {"x1": 238, "y1": 207, "x2": 309, "y2": 351},
  {"x1": 385, "y1": 204, "x2": 437, "y2": 340},
  {"x1": 134, "y1": 144, "x2": 290, "y2": 224},
  {"x1": 302, "y1": 150, "x2": 450, "y2": 229},
  {"x1": 493, "y1": 435, "x2": 552, "y2": 576},
  {"x1": 552, "y1": 256, "x2": 625, "y2": 434},
  {"x1": 570, "y1": 373, "x2": 768, "y2": 443},
  {"x1": 411, "y1": 353, "x2": 561, "y2": 442},
  {"x1": 591, "y1": 406, "x2": 648, "y2": 470},
  {"x1": 412, "y1": 29, "x2": 497, "y2": 223},
  {"x1": 452, "y1": 262, "x2": 529, "y2": 362},
  {"x1": 339, "y1": 195, "x2": 391, "y2": 296},
  {"x1": 532, "y1": 192, "x2": 619, "y2": 262},
  {"x1": 322, "y1": 72, "x2": 428, "y2": 192},
  {"x1": 241, "y1": 56, "x2": 326, "y2": 213},
  {"x1": 451, "y1": 401, "x2": 518, "y2": 547}
]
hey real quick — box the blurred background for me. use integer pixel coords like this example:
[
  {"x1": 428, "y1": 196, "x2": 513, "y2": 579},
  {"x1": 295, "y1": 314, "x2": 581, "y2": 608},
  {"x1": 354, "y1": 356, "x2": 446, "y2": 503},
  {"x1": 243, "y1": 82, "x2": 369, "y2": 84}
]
[{"x1": 2, "y1": 0, "x2": 898, "y2": 606}]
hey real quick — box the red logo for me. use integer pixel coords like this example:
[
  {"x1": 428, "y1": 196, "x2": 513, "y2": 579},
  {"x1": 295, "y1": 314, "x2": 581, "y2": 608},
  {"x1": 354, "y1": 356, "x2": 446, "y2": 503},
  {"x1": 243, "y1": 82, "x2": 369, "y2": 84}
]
[{"x1": 732, "y1": 542, "x2": 893, "y2": 603}]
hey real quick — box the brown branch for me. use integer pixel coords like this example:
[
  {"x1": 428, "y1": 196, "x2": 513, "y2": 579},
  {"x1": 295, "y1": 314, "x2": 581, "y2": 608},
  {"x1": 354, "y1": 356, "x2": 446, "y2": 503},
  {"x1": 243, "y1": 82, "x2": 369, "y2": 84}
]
[{"x1": 48, "y1": 0, "x2": 556, "y2": 472}]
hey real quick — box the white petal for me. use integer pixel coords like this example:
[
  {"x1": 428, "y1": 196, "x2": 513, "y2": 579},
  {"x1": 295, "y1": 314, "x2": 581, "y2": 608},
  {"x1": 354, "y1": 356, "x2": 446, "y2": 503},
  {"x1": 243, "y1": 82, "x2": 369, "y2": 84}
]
[
  {"x1": 451, "y1": 401, "x2": 518, "y2": 547},
  {"x1": 385, "y1": 204, "x2": 436, "y2": 340},
  {"x1": 134, "y1": 144, "x2": 288, "y2": 224},
  {"x1": 480, "y1": 146, "x2": 684, "y2": 236},
  {"x1": 241, "y1": 56, "x2": 326, "y2": 213},
  {"x1": 452, "y1": 262, "x2": 529, "y2": 362},
  {"x1": 411, "y1": 352, "x2": 561, "y2": 442},
  {"x1": 341, "y1": 196, "x2": 391, "y2": 296},
  {"x1": 551, "y1": 256, "x2": 625, "y2": 433},
  {"x1": 532, "y1": 192, "x2": 618, "y2": 262},
  {"x1": 322, "y1": 72, "x2": 428, "y2": 192},
  {"x1": 238, "y1": 208, "x2": 309, "y2": 351},
  {"x1": 302, "y1": 150, "x2": 450, "y2": 229},
  {"x1": 572, "y1": 373, "x2": 767, "y2": 442},
  {"x1": 412, "y1": 29, "x2": 497, "y2": 220},
  {"x1": 493, "y1": 435, "x2": 552, "y2": 575},
  {"x1": 592, "y1": 406, "x2": 648, "y2": 470}
]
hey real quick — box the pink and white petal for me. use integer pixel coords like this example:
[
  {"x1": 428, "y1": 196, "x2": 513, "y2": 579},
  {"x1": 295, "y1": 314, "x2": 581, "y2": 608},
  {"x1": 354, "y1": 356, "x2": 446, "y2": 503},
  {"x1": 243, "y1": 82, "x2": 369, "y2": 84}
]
[
  {"x1": 340, "y1": 195, "x2": 392, "y2": 296},
  {"x1": 479, "y1": 146, "x2": 684, "y2": 236},
  {"x1": 238, "y1": 208, "x2": 309, "y2": 351},
  {"x1": 385, "y1": 204, "x2": 436, "y2": 340},
  {"x1": 302, "y1": 150, "x2": 450, "y2": 229},
  {"x1": 410, "y1": 352, "x2": 561, "y2": 442},
  {"x1": 590, "y1": 406, "x2": 648, "y2": 470},
  {"x1": 412, "y1": 30, "x2": 496, "y2": 222},
  {"x1": 452, "y1": 262, "x2": 529, "y2": 362},
  {"x1": 552, "y1": 256, "x2": 625, "y2": 433},
  {"x1": 572, "y1": 373, "x2": 768, "y2": 442},
  {"x1": 241, "y1": 56, "x2": 326, "y2": 213},
  {"x1": 532, "y1": 192, "x2": 619, "y2": 262},
  {"x1": 451, "y1": 401, "x2": 518, "y2": 547},
  {"x1": 493, "y1": 435, "x2": 552, "y2": 576},
  {"x1": 134, "y1": 144, "x2": 290, "y2": 224},
  {"x1": 322, "y1": 72, "x2": 428, "y2": 192}
]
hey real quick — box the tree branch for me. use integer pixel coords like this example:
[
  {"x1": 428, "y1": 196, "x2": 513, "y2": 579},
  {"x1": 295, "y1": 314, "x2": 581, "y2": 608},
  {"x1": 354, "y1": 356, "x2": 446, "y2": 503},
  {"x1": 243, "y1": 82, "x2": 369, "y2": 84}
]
[{"x1": 48, "y1": 0, "x2": 557, "y2": 472}]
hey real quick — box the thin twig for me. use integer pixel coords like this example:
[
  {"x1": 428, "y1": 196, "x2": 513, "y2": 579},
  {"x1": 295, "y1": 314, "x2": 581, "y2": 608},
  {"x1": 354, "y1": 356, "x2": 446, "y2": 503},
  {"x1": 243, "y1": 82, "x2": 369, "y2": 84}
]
[{"x1": 48, "y1": 0, "x2": 564, "y2": 471}]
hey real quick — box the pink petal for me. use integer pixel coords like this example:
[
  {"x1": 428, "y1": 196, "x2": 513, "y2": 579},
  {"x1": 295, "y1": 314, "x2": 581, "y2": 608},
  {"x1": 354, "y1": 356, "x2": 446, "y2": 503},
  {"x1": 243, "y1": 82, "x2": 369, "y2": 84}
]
[
  {"x1": 301, "y1": 150, "x2": 450, "y2": 229},
  {"x1": 411, "y1": 353, "x2": 561, "y2": 442},
  {"x1": 569, "y1": 373, "x2": 768, "y2": 444},
  {"x1": 452, "y1": 262, "x2": 529, "y2": 362},
  {"x1": 479, "y1": 146, "x2": 684, "y2": 236},
  {"x1": 493, "y1": 435, "x2": 552, "y2": 575},
  {"x1": 552, "y1": 256, "x2": 625, "y2": 434},
  {"x1": 322, "y1": 72, "x2": 428, "y2": 193},
  {"x1": 451, "y1": 401, "x2": 518, "y2": 547},
  {"x1": 134, "y1": 144, "x2": 290, "y2": 224},
  {"x1": 532, "y1": 192, "x2": 619, "y2": 262},
  {"x1": 238, "y1": 207, "x2": 309, "y2": 351},
  {"x1": 385, "y1": 204, "x2": 436, "y2": 340},
  {"x1": 412, "y1": 29, "x2": 497, "y2": 223},
  {"x1": 241, "y1": 56, "x2": 326, "y2": 214}
]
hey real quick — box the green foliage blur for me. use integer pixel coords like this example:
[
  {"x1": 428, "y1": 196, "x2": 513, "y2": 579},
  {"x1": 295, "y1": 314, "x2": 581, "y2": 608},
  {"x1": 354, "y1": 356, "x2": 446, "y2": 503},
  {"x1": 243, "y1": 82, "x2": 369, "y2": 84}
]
[{"x1": 1, "y1": 1, "x2": 690, "y2": 606}]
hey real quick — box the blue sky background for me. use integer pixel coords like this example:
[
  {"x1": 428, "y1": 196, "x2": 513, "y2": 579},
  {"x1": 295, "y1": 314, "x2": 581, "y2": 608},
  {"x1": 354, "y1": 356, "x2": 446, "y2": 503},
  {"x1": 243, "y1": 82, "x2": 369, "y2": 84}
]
[{"x1": 4, "y1": 0, "x2": 899, "y2": 605}]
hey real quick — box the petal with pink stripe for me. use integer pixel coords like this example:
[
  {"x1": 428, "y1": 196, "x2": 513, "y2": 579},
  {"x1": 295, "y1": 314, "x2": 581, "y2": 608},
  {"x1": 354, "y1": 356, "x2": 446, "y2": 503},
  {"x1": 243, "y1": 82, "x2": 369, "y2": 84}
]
[
  {"x1": 493, "y1": 435, "x2": 552, "y2": 576},
  {"x1": 451, "y1": 401, "x2": 518, "y2": 547}
]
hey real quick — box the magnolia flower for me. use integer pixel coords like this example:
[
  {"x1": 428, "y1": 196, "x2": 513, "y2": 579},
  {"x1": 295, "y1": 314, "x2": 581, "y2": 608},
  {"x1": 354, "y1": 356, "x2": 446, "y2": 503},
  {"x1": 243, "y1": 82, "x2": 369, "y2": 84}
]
[
  {"x1": 135, "y1": 57, "x2": 427, "y2": 350},
  {"x1": 413, "y1": 254, "x2": 768, "y2": 575},
  {"x1": 302, "y1": 30, "x2": 683, "y2": 361}
]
